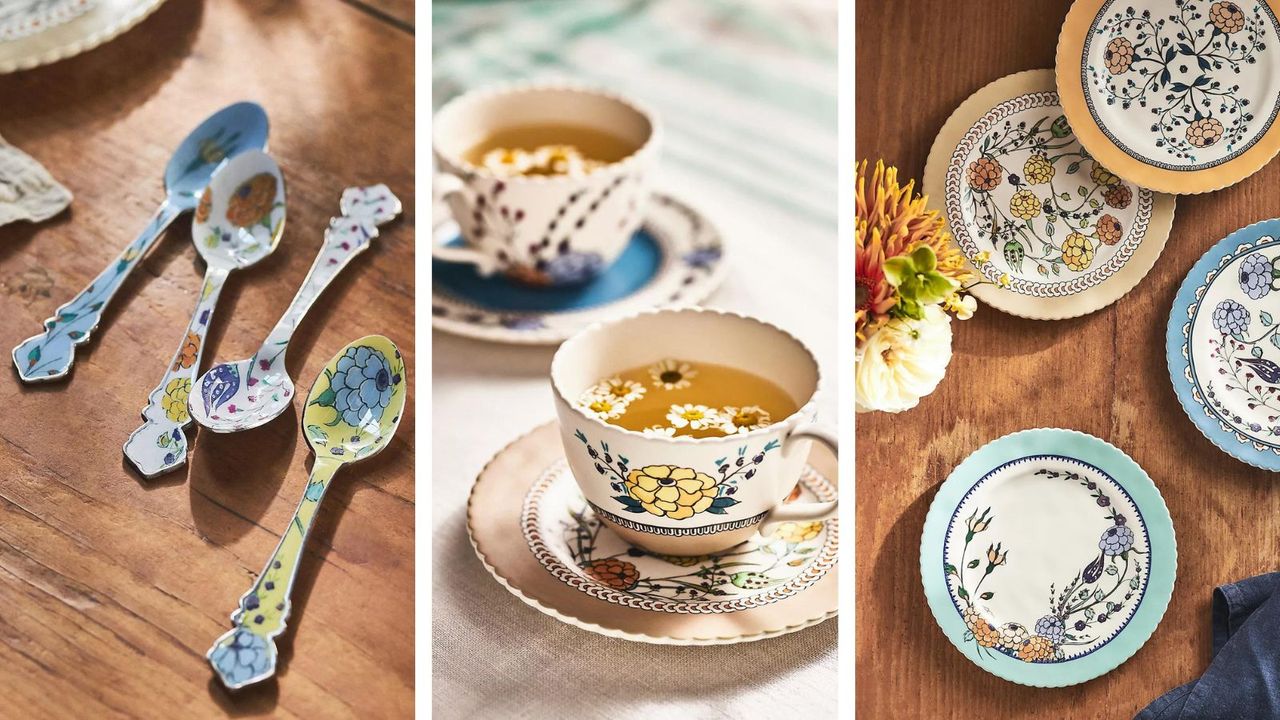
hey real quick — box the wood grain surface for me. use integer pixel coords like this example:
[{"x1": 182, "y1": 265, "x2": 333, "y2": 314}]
[
  {"x1": 0, "y1": 1, "x2": 414, "y2": 717},
  {"x1": 857, "y1": 1, "x2": 1279, "y2": 717}
]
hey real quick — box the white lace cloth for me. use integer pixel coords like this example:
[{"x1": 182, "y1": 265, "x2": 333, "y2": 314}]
[{"x1": 0, "y1": 132, "x2": 71, "y2": 226}]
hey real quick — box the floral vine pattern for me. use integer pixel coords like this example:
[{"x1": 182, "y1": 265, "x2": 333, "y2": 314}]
[
  {"x1": 574, "y1": 428, "x2": 780, "y2": 522},
  {"x1": 522, "y1": 460, "x2": 839, "y2": 613},
  {"x1": 946, "y1": 92, "x2": 1154, "y2": 297},
  {"x1": 1184, "y1": 236, "x2": 1280, "y2": 450},
  {"x1": 1083, "y1": 0, "x2": 1280, "y2": 169},
  {"x1": 947, "y1": 464, "x2": 1149, "y2": 663}
]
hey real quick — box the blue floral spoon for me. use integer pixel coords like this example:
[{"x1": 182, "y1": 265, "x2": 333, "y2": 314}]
[
  {"x1": 11, "y1": 102, "x2": 269, "y2": 383},
  {"x1": 189, "y1": 184, "x2": 401, "y2": 434},
  {"x1": 207, "y1": 334, "x2": 407, "y2": 690},
  {"x1": 122, "y1": 150, "x2": 285, "y2": 479}
]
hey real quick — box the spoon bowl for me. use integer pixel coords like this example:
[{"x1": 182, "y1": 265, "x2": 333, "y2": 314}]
[
  {"x1": 302, "y1": 334, "x2": 407, "y2": 462},
  {"x1": 166, "y1": 102, "x2": 270, "y2": 204}
]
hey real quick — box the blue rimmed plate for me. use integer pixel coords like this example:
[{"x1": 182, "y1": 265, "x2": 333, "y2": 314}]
[
  {"x1": 431, "y1": 192, "x2": 728, "y2": 345},
  {"x1": 921, "y1": 428, "x2": 1176, "y2": 687},
  {"x1": 1168, "y1": 219, "x2": 1280, "y2": 471}
]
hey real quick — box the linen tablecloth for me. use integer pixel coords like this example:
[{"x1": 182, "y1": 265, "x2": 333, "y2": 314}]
[{"x1": 432, "y1": 2, "x2": 837, "y2": 717}]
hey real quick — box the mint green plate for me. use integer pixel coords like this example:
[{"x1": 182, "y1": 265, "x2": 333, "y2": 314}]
[{"x1": 920, "y1": 428, "x2": 1176, "y2": 686}]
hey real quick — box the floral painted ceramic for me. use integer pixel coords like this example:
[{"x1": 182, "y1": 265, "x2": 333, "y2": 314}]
[
  {"x1": 0, "y1": 0, "x2": 166, "y2": 73},
  {"x1": 1168, "y1": 219, "x2": 1280, "y2": 470},
  {"x1": 0, "y1": 0, "x2": 94, "y2": 41},
  {"x1": 551, "y1": 308, "x2": 837, "y2": 556},
  {"x1": 208, "y1": 335, "x2": 406, "y2": 689},
  {"x1": 1058, "y1": 0, "x2": 1280, "y2": 193},
  {"x1": 12, "y1": 101, "x2": 269, "y2": 382},
  {"x1": 467, "y1": 422, "x2": 837, "y2": 644},
  {"x1": 922, "y1": 429, "x2": 1176, "y2": 686},
  {"x1": 925, "y1": 69, "x2": 1175, "y2": 319},
  {"x1": 190, "y1": 184, "x2": 402, "y2": 433},
  {"x1": 525, "y1": 459, "x2": 836, "y2": 613},
  {"x1": 432, "y1": 82, "x2": 659, "y2": 287},
  {"x1": 432, "y1": 192, "x2": 728, "y2": 344},
  {"x1": 122, "y1": 150, "x2": 284, "y2": 479}
]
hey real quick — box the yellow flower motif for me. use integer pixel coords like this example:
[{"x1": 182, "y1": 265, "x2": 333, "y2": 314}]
[
  {"x1": 625, "y1": 465, "x2": 720, "y2": 520},
  {"x1": 162, "y1": 378, "x2": 191, "y2": 423},
  {"x1": 1062, "y1": 232, "x2": 1095, "y2": 272},
  {"x1": 998, "y1": 273, "x2": 1012, "y2": 288},
  {"x1": 772, "y1": 521, "x2": 824, "y2": 544},
  {"x1": 1009, "y1": 189, "x2": 1041, "y2": 220},
  {"x1": 652, "y1": 553, "x2": 709, "y2": 567},
  {"x1": 1090, "y1": 162, "x2": 1121, "y2": 187},
  {"x1": 973, "y1": 250, "x2": 992, "y2": 265},
  {"x1": 1022, "y1": 153, "x2": 1054, "y2": 185}
]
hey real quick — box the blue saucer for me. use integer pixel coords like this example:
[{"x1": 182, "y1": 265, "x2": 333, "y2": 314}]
[{"x1": 433, "y1": 229, "x2": 663, "y2": 313}]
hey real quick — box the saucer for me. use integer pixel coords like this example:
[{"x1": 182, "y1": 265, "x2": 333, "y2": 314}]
[
  {"x1": 0, "y1": 0, "x2": 165, "y2": 73},
  {"x1": 432, "y1": 192, "x2": 728, "y2": 345},
  {"x1": 924, "y1": 69, "x2": 1175, "y2": 319},
  {"x1": 1057, "y1": 0, "x2": 1280, "y2": 194},
  {"x1": 467, "y1": 422, "x2": 837, "y2": 644},
  {"x1": 921, "y1": 429, "x2": 1176, "y2": 687},
  {"x1": 1167, "y1": 219, "x2": 1280, "y2": 471}
]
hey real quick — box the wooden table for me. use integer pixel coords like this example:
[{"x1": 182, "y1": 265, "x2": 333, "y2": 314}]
[
  {"x1": 0, "y1": 2, "x2": 414, "y2": 717},
  {"x1": 857, "y1": 1, "x2": 1280, "y2": 716}
]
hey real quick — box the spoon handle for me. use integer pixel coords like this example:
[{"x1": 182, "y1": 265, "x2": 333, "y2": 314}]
[
  {"x1": 208, "y1": 456, "x2": 343, "y2": 689},
  {"x1": 11, "y1": 199, "x2": 184, "y2": 383},
  {"x1": 122, "y1": 265, "x2": 230, "y2": 478},
  {"x1": 257, "y1": 185, "x2": 402, "y2": 362}
]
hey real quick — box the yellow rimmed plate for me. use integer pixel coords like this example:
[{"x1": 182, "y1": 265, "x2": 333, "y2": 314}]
[{"x1": 1056, "y1": 0, "x2": 1280, "y2": 193}]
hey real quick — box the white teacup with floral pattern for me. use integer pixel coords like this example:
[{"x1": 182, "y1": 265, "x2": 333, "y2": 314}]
[
  {"x1": 551, "y1": 308, "x2": 838, "y2": 555},
  {"x1": 432, "y1": 82, "x2": 660, "y2": 287}
]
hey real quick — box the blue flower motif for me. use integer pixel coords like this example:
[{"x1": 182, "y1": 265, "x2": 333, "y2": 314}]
[
  {"x1": 545, "y1": 251, "x2": 604, "y2": 285},
  {"x1": 1239, "y1": 253, "x2": 1273, "y2": 300},
  {"x1": 1035, "y1": 615, "x2": 1066, "y2": 644},
  {"x1": 500, "y1": 316, "x2": 546, "y2": 330},
  {"x1": 209, "y1": 628, "x2": 272, "y2": 687},
  {"x1": 202, "y1": 363, "x2": 240, "y2": 415},
  {"x1": 1212, "y1": 299, "x2": 1250, "y2": 336},
  {"x1": 683, "y1": 247, "x2": 722, "y2": 269},
  {"x1": 331, "y1": 346, "x2": 395, "y2": 428},
  {"x1": 1099, "y1": 524, "x2": 1135, "y2": 556}
]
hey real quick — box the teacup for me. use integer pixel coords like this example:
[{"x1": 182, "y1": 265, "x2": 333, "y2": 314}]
[
  {"x1": 551, "y1": 307, "x2": 838, "y2": 555},
  {"x1": 432, "y1": 82, "x2": 661, "y2": 287}
]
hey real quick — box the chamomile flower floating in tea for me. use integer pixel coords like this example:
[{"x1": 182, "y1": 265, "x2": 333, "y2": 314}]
[
  {"x1": 465, "y1": 123, "x2": 632, "y2": 178},
  {"x1": 575, "y1": 359, "x2": 797, "y2": 439}
]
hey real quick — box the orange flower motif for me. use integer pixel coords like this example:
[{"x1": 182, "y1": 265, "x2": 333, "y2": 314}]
[
  {"x1": 226, "y1": 173, "x2": 277, "y2": 228},
  {"x1": 505, "y1": 264, "x2": 552, "y2": 287},
  {"x1": 195, "y1": 188, "x2": 213, "y2": 224},
  {"x1": 963, "y1": 607, "x2": 1001, "y2": 648},
  {"x1": 582, "y1": 558, "x2": 639, "y2": 590},
  {"x1": 173, "y1": 332, "x2": 200, "y2": 371},
  {"x1": 1017, "y1": 635, "x2": 1057, "y2": 662}
]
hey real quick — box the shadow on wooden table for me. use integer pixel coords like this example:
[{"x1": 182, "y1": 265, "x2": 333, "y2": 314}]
[{"x1": 0, "y1": 0, "x2": 205, "y2": 138}]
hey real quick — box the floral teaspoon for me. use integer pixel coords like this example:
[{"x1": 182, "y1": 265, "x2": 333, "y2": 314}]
[
  {"x1": 190, "y1": 185, "x2": 402, "y2": 433},
  {"x1": 12, "y1": 102, "x2": 269, "y2": 382},
  {"x1": 207, "y1": 334, "x2": 407, "y2": 689},
  {"x1": 123, "y1": 150, "x2": 286, "y2": 478}
]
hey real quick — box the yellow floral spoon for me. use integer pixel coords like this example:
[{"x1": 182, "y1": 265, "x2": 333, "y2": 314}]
[{"x1": 207, "y1": 334, "x2": 407, "y2": 690}]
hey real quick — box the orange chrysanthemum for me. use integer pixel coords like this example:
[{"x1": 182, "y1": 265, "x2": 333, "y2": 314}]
[{"x1": 855, "y1": 160, "x2": 972, "y2": 343}]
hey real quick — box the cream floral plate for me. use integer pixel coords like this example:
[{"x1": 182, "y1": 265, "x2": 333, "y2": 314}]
[
  {"x1": 0, "y1": 0, "x2": 164, "y2": 73},
  {"x1": 925, "y1": 69, "x2": 1176, "y2": 319},
  {"x1": 1058, "y1": 0, "x2": 1280, "y2": 193},
  {"x1": 467, "y1": 422, "x2": 837, "y2": 644}
]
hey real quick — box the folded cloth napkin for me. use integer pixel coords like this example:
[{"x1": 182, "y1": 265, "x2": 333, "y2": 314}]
[
  {"x1": 0, "y1": 132, "x2": 71, "y2": 227},
  {"x1": 1137, "y1": 572, "x2": 1280, "y2": 720}
]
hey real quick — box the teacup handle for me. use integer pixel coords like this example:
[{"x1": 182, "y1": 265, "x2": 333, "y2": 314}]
[
  {"x1": 760, "y1": 422, "x2": 838, "y2": 530},
  {"x1": 432, "y1": 171, "x2": 499, "y2": 275}
]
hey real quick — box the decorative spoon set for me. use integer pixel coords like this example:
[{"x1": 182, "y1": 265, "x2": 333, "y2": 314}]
[{"x1": 9, "y1": 102, "x2": 408, "y2": 690}]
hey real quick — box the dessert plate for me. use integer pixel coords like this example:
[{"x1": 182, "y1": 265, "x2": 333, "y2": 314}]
[
  {"x1": 925, "y1": 69, "x2": 1175, "y2": 319},
  {"x1": 0, "y1": 0, "x2": 164, "y2": 73},
  {"x1": 921, "y1": 429, "x2": 1176, "y2": 686},
  {"x1": 467, "y1": 422, "x2": 837, "y2": 644},
  {"x1": 1167, "y1": 218, "x2": 1280, "y2": 470},
  {"x1": 0, "y1": 0, "x2": 95, "y2": 42},
  {"x1": 1057, "y1": 0, "x2": 1280, "y2": 194},
  {"x1": 432, "y1": 192, "x2": 727, "y2": 345}
]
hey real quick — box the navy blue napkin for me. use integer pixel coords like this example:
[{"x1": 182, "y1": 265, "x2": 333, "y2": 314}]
[{"x1": 1136, "y1": 572, "x2": 1280, "y2": 720}]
